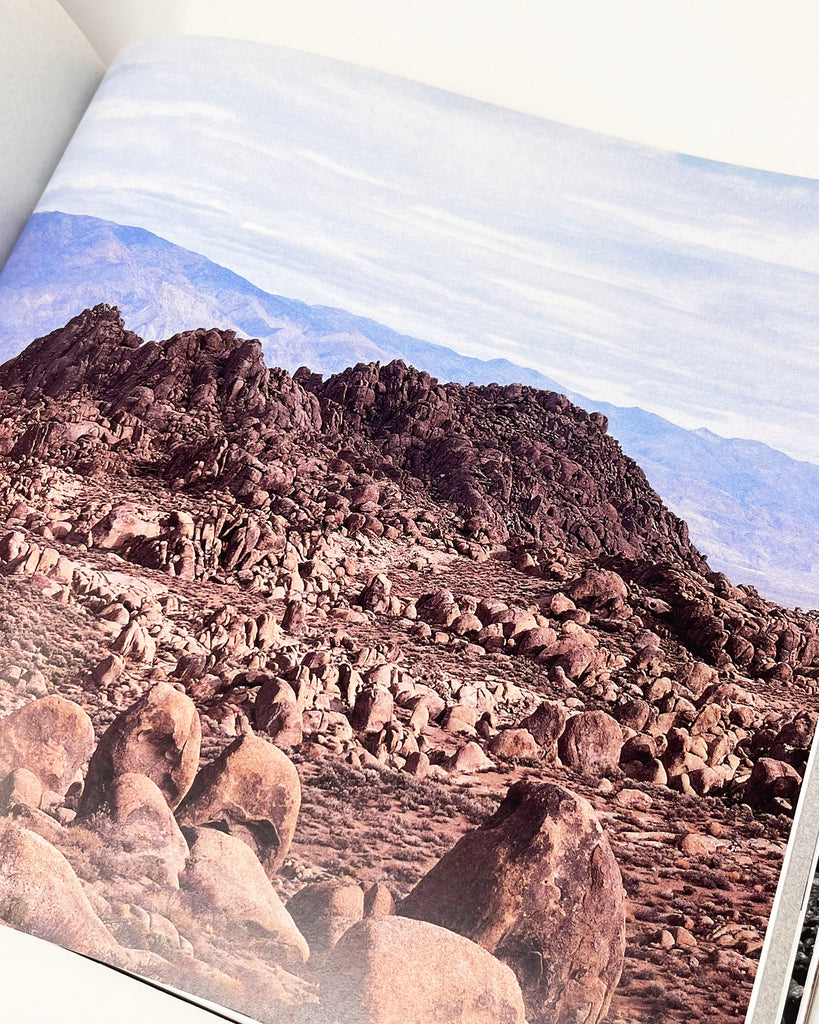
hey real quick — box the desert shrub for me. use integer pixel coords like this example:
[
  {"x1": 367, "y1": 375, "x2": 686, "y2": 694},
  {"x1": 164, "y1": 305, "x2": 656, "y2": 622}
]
[{"x1": 665, "y1": 988, "x2": 691, "y2": 1010}]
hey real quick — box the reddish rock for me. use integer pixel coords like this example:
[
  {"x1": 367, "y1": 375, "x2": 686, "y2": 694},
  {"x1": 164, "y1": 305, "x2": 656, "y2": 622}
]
[
  {"x1": 254, "y1": 678, "x2": 303, "y2": 747},
  {"x1": 0, "y1": 767, "x2": 43, "y2": 811},
  {"x1": 743, "y1": 757, "x2": 801, "y2": 814},
  {"x1": 624, "y1": 758, "x2": 668, "y2": 786},
  {"x1": 91, "y1": 503, "x2": 160, "y2": 551},
  {"x1": 363, "y1": 881, "x2": 395, "y2": 919},
  {"x1": 615, "y1": 697, "x2": 652, "y2": 733},
  {"x1": 439, "y1": 703, "x2": 478, "y2": 734},
  {"x1": 181, "y1": 826, "x2": 308, "y2": 965},
  {"x1": 776, "y1": 712, "x2": 817, "y2": 750},
  {"x1": 487, "y1": 728, "x2": 539, "y2": 761},
  {"x1": 350, "y1": 686, "x2": 394, "y2": 733},
  {"x1": 77, "y1": 683, "x2": 200, "y2": 816},
  {"x1": 400, "y1": 781, "x2": 625, "y2": 1024},
  {"x1": 90, "y1": 653, "x2": 125, "y2": 687},
  {"x1": 360, "y1": 573, "x2": 392, "y2": 614},
  {"x1": 677, "y1": 661, "x2": 718, "y2": 698},
  {"x1": 516, "y1": 625, "x2": 558, "y2": 656},
  {"x1": 416, "y1": 589, "x2": 460, "y2": 627},
  {"x1": 0, "y1": 306, "x2": 816, "y2": 1022},
  {"x1": 545, "y1": 636, "x2": 600, "y2": 681},
  {"x1": 287, "y1": 879, "x2": 365, "y2": 954},
  {"x1": 0, "y1": 695, "x2": 94, "y2": 797},
  {"x1": 688, "y1": 765, "x2": 727, "y2": 796},
  {"x1": 446, "y1": 742, "x2": 493, "y2": 773},
  {"x1": 620, "y1": 733, "x2": 658, "y2": 765},
  {"x1": 518, "y1": 701, "x2": 568, "y2": 755},
  {"x1": 321, "y1": 917, "x2": 526, "y2": 1024},
  {"x1": 566, "y1": 568, "x2": 628, "y2": 612},
  {"x1": 176, "y1": 734, "x2": 300, "y2": 875},
  {"x1": 101, "y1": 772, "x2": 190, "y2": 886},
  {"x1": 281, "y1": 598, "x2": 307, "y2": 634},
  {"x1": 691, "y1": 703, "x2": 723, "y2": 736},
  {"x1": 558, "y1": 710, "x2": 623, "y2": 773},
  {"x1": 549, "y1": 592, "x2": 576, "y2": 616},
  {"x1": 0, "y1": 819, "x2": 120, "y2": 957},
  {"x1": 450, "y1": 611, "x2": 483, "y2": 637},
  {"x1": 403, "y1": 750, "x2": 430, "y2": 778}
]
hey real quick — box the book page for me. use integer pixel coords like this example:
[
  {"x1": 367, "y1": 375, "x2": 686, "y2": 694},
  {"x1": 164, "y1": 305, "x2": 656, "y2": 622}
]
[
  {"x1": 0, "y1": 0, "x2": 104, "y2": 269},
  {"x1": 0, "y1": 35, "x2": 816, "y2": 1024}
]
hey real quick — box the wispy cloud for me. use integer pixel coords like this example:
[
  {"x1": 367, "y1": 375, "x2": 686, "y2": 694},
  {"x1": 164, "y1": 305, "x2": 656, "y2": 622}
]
[
  {"x1": 18, "y1": 36, "x2": 819, "y2": 463},
  {"x1": 86, "y1": 97, "x2": 239, "y2": 125},
  {"x1": 571, "y1": 195, "x2": 819, "y2": 274},
  {"x1": 292, "y1": 149, "x2": 392, "y2": 190}
]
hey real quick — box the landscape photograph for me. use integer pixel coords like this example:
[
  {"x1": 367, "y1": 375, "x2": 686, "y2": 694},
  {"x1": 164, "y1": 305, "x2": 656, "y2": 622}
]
[{"x1": 0, "y1": 35, "x2": 817, "y2": 1024}]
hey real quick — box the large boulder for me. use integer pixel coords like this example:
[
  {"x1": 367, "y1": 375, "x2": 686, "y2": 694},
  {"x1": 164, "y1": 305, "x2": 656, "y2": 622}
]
[
  {"x1": 77, "y1": 683, "x2": 200, "y2": 816},
  {"x1": 416, "y1": 589, "x2": 460, "y2": 628},
  {"x1": 566, "y1": 569, "x2": 628, "y2": 613},
  {"x1": 519, "y1": 701, "x2": 568, "y2": 757},
  {"x1": 360, "y1": 573, "x2": 392, "y2": 614},
  {"x1": 91, "y1": 503, "x2": 160, "y2": 550},
  {"x1": 0, "y1": 696, "x2": 94, "y2": 797},
  {"x1": 487, "y1": 729, "x2": 539, "y2": 761},
  {"x1": 614, "y1": 697, "x2": 651, "y2": 733},
  {"x1": 287, "y1": 879, "x2": 365, "y2": 954},
  {"x1": 0, "y1": 768, "x2": 43, "y2": 812},
  {"x1": 350, "y1": 686, "x2": 394, "y2": 734},
  {"x1": 254, "y1": 679, "x2": 303, "y2": 747},
  {"x1": 180, "y1": 826, "x2": 308, "y2": 965},
  {"x1": 545, "y1": 637, "x2": 600, "y2": 682},
  {"x1": 516, "y1": 626, "x2": 558, "y2": 657},
  {"x1": 676, "y1": 660, "x2": 718, "y2": 698},
  {"x1": 445, "y1": 741, "x2": 493, "y2": 774},
  {"x1": 620, "y1": 733, "x2": 658, "y2": 766},
  {"x1": 0, "y1": 819, "x2": 119, "y2": 957},
  {"x1": 100, "y1": 772, "x2": 189, "y2": 886},
  {"x1": 399, "y1": 781, "x2": 625, "y2": 1024},
  {"x1": 321, "y1": 916, "x2": 526, "y2": 1024},
  {"x1": 776, "y1": 712, "x2": 817, "y2": 750},
  {"x1": 176, "y1": 733, "x2": 300, "y2": 876},
  {"x1": 558, "y1": 710, "x2": 622, "y2": 773},
  {"x1": 743, "y1": 757, "x2": 802, "y2": 814}
]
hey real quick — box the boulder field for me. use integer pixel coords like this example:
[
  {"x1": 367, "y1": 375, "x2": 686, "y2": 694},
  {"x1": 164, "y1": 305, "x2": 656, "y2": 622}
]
[{"x1": 0, "y1": 306, "x2": 815, "y2": 1023}]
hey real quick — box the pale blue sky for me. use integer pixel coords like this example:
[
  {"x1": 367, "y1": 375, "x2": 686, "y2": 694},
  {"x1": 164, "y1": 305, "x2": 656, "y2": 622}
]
[{"x1": 35, "y1": 36, "x2": 819, "y2": 463}]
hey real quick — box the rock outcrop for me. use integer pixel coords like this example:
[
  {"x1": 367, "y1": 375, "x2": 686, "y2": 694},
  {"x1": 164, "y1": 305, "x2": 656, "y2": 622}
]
[
  {"x1": 0, "y1": 819, "x2": 120, "y2": 957},
  {"x1": 180, "y1": 826, "x2": 309, "y2": 966},
  {"x1": 77, "y1": 682, "x2": 200, "y2": 816},
  {"x1": 0, "y1": 695, "x2": 93, "y2": 797},
  {"x1": 176, "y1": 734, "x2": 300, "y2": 876},
  {"x1": 400, "y1": 781, "x2": 626, "y2": 1023}
]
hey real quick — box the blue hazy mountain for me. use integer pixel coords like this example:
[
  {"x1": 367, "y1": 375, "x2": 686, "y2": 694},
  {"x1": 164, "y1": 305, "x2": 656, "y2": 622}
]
[{"x1": 1, "y1": 211, "x2": 816, "y2": 609}]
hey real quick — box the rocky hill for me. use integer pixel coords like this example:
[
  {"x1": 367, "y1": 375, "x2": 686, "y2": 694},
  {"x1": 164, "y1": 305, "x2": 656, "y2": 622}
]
[
  {"x1": 0, "y1": 304, "x2": 703, "y2": 568},
  {"x1": 4, "y1": 211, "x2": 817, "y2": 608},
  {"x1": 0, "y1": 305, "x2": 816, "y2": 1024}
]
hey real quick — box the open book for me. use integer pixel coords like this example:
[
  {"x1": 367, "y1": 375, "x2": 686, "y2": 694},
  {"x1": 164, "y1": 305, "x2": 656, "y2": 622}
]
[{"x1": 1, "y1": 5, "x2": 818, "y2": 1024}]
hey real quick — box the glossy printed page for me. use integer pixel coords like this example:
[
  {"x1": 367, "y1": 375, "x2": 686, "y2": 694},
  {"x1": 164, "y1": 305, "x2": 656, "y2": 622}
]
[{"x1": 0, "y1": 35, "x2": 816, "y2": 1024}]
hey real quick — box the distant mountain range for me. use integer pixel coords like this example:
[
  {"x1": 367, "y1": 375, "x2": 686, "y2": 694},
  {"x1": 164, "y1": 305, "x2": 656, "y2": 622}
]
[{"x1": 1, "y1": 210, "x2": 816, "y2": 609}]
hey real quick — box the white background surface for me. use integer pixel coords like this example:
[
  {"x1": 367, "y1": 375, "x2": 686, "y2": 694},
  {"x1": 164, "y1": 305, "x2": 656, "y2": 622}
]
[
  {"x1": 59, "y1": 0, "x2": 819, "y2": 179},
  {"x1": 0, "y1": 927, "x2": 247, "y2": 1023},
  {"x1": 0, "y1": 2, "x2": 817, "y2": 1022},
  {"x1": 0, "y1": 0, "x2": 103, "y2": 266}
]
